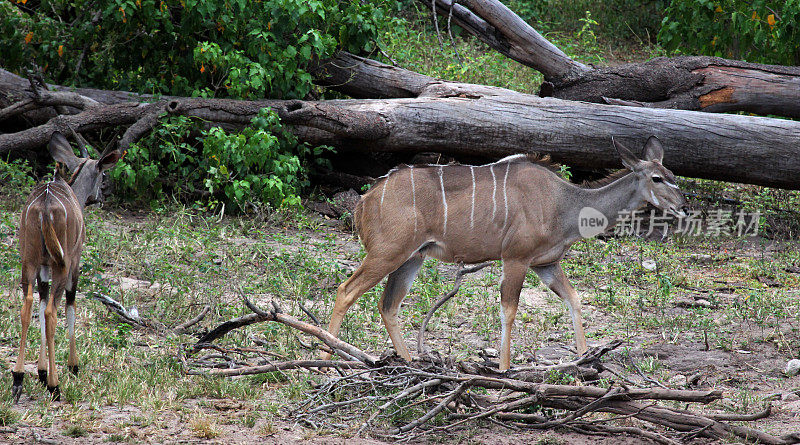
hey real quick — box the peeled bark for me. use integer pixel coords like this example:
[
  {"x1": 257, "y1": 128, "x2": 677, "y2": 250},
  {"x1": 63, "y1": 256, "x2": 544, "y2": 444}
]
[
  {"x1": 424, "y1": 0, "x2": 800, "y2": 118},
  {"x1": 551, "y1": 56, "x2": 800, "y2": 118}
]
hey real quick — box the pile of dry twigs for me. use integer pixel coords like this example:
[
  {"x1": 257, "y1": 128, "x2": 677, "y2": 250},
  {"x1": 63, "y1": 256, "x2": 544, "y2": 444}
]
[{"x1": 92, "y1": 271, "x2": 800, "y2": 444}]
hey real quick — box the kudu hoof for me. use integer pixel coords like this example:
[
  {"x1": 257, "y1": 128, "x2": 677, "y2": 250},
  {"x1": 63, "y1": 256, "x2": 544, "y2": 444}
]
[
  {"x1": 68, "y1": 365, "x2": 79, "y2": 376},
  {"x1": 47, "y1": 385, "x2": 61, "y2": 401},
  {"x1": 11, "y1": 371, "x2": 24, "y2": 404},
  {"x1": 38, "y1": 369, "x2": 48, "y2": 385}
]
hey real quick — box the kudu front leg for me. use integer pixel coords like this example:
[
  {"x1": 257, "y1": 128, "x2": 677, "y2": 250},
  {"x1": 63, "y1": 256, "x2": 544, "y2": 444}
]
[
  {"x1": 12, "y1": 283, "x2": 35, "y2": 403},
  {"x1": 498, "y1": 260, "x2": 529, "y2": 371},
  {"x1": 532, "y1": 263, "x2": 588, "y2": 355}
]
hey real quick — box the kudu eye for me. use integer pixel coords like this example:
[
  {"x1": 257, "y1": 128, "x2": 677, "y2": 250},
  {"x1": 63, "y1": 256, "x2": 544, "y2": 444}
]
[{"x1": 652, "y1": 176, "x2": 664, "y2": 183}]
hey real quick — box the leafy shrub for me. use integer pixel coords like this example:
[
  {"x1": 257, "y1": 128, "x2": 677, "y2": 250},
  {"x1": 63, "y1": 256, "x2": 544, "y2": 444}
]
[
  {"x1": 0, "y1": 0, "x2": 397, "y2": 99},
  {"x1": 508, "y1": 0, "x2": 667, "y2": 42},
  {"x1": 110, "y1": 109, "x2": 328, "y2": 212},
  {"x1": 0, "y1": 157, "x2": 36, "y2": 198},
  {"x1": 659, "y1": 0, "x2": 800, "y2": 65}
]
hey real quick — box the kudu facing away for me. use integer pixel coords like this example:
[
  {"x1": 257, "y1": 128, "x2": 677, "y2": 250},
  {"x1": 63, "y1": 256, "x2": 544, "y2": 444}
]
[
  {"x1": 323, "y1": 136, "x2": 688, "y2": 370},
  {"x1": 12, "y1": 132, "x2": 122, "y2": 402}
]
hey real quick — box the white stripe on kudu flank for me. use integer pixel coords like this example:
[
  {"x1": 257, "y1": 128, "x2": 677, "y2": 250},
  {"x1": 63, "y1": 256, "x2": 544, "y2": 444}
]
[
  {"x1": 490, "y1": 165, "x2": 497, "y2": 220},
  {"x1": 48, "y1": 187, "x2": 69, "y2": 220},
  {"x1": 380, "y1": 175, "x2": 389, "y2": 207},
  {"x1": 410, "y1": 167, "x2": 418, "y2": 233},
  {"x1": 438, "y1": 166, "x2": 448, "y2": 236},
  {"x1": 503, "y1": 162, "x2": 510, "y2": 228},
  {"x1": 25, "y1": 189, "x2": 47, "y2": 222},
  {"x1": 495, "y1": 154, "x2": 526, "y2": 164},
  {"x1": 469, "y1": 166, "x2": 476, "y2": 229}
]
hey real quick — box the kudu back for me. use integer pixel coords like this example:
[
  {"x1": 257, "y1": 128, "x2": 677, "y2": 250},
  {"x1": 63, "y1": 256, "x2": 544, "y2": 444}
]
[
  {"x1": 323, "y1": 136, "x2": 688, "y2": 370},
  {"x1": 12, "y1": 132, "x2": 121, "y2": 402}
]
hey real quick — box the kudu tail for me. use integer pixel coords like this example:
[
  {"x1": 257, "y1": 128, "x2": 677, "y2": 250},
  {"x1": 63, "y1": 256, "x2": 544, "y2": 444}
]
[{"x1": 41, "y1": 213, "x2": 65, "y2": 267}]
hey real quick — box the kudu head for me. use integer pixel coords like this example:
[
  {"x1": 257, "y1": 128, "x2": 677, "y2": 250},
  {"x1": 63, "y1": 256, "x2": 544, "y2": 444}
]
[
  {"x1": 613, "y1": 136, "x2": 689, "y2": 218},
  {"x1": 48, "y1": 132, "x2": 122, "y2": 207}
]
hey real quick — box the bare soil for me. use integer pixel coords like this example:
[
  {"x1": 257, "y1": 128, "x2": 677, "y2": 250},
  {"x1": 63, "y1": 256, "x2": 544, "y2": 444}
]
[{"x1": 3, "y1": 213, "x2": 800, "y2": 444}]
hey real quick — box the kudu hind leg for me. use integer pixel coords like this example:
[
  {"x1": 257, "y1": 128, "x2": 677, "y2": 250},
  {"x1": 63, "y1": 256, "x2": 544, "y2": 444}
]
[
  {"x1": 66, "y1": 271, "x2": 79, "y2": 375},
  {"x1": 378, "y1": 253, "x2": 424, "y2": 361},
  {"x1": 36, "y1": 276, "x2": 50, "y2": 384},
  {"x1": 44, "y1": 270, "x2": 66, "y2": 401},
  {"x1": 533, "y1": 263, "x2": 588, "y2": 355},
  {"x1": 12, "y1": 280, "x2": 36, "y2": 403},
  {"x1": 322, "y1": 254, "x2": 406, "y2": 361}
]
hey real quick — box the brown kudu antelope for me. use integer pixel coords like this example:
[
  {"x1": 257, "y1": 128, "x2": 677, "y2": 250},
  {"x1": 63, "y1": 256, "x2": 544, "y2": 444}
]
[
  {"x1": 12, "y1": 132, "x2": 122, "y2": 402},
  {"x1": 323, "y1": 136, "x2": 688, "y2": 370}
]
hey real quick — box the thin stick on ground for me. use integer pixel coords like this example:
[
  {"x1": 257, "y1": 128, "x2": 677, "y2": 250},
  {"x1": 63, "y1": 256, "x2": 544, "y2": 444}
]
[
  {"x1": 175, "y1": 304, "x2": 211, "y2": 333},
  {"x1": 182, "y1": 292, "x2": 798, "y2": 445},
  {"x1": 417, "y1": 261, "x2": 493, "y2": 353}
]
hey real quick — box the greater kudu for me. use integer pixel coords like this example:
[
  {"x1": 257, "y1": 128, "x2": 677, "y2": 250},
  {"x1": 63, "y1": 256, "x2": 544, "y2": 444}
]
[
  {"x1": 12, "y1": 132, "x2": 122, "y2": 402},
  {"x1": 323, "y1": 136, "x2": 688, "y2": 370}
]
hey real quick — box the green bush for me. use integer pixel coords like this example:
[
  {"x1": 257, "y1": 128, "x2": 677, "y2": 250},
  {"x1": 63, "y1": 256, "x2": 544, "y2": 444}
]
[
  {"x1": 110, "y1": 109, "x2": 328, "y2": 212},
  {"x1": 659, "y1": 0, "x2": 800, "y2": 65},
  {"x1": 0, "y1": 157, "x2": 36, "y2": 198},
  {"x1": 0, "y1": 0, "x2": 397, "y2": 99},
  {"x1": 508, "y1": 0, "x2": 667, "y2": 42}
]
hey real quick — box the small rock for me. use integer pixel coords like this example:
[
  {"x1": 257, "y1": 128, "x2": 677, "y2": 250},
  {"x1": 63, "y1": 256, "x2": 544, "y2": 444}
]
[
  {"x1": 695, "y1": 299, "x2": 712, "y2": 308},
  {"x1": 668, "y1": 374, "x2": 687, "y2": 387},
  {"x1": 689, "y1": 254, "x2": 713, "y2": 264},
  {"x1": 641, "y1": 259, "x2": 657, "y2": 271},
  {"x1": 785, "y1": 359, "x2": 800, "y2": 376},
  {"x1": 783, "y1": 392, "x2": 800, "y2": 402},
  {"x1": 482, "y1": 348, "x2": 498, "y2": 357}
]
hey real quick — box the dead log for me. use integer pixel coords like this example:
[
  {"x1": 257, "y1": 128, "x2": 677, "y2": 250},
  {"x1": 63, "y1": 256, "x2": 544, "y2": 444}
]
[
  {"x1": 552, "y1": 56, "x2": 800, "y2": 118},
  {"x1": 422, "y1": 0, "x2": 800, "y2": 118},
  {"x1": 170, "y1": 93, "x2": 800, "y2": 189},
  {"x1": 422, "y1": 0, "x2": 589, "y2": 81},
  {"x1": 3, "y1": 84, "x2": 800, "y2": 189}
]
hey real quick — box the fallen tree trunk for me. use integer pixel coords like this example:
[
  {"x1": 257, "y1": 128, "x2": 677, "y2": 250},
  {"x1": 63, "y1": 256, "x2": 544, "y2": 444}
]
[
  {"x1": 3, "y1": 79, "x2": 800, "y2": 189},
  {"x1": 547, "y1": 56, "x2": 800, "y2": 117},
  {"x1": 171, "y1": 91, "x2": 800, "y2": 189},
  {"x1": 422, "y1": 0, "x2": 800, "y2": 118}
]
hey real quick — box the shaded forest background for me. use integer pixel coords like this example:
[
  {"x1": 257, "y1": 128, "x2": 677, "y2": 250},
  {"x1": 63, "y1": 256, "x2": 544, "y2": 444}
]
[{"x1": 2, "y1": 0, "x2": 799, "y2": 227}]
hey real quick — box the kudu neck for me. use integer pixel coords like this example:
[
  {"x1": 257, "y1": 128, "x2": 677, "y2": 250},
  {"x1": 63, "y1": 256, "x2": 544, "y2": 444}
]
[
  {"x1": 586, "y1": 172, "x2": 643, "y2": 221},
  {"x1": 562, "y1": 172, "x2": 645, "y2": 242},
  {"x1": 54, "y1": 177, "x2": 89, "y2": 210}
]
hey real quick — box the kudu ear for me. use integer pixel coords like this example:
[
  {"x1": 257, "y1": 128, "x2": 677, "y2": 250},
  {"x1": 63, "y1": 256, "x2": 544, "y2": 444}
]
[
  {"x1": 642, "y1": 136, "x2": 664, "y2": 163},
  {"x1": 612, "y1": 137, "x2": 641, "y2": 171},
  {"x1": 48, "y1": 132, "x2": 82, "y2": 171},
  {"x1": 97, "y1": 150, "x2": 123, "y2": 172}
]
